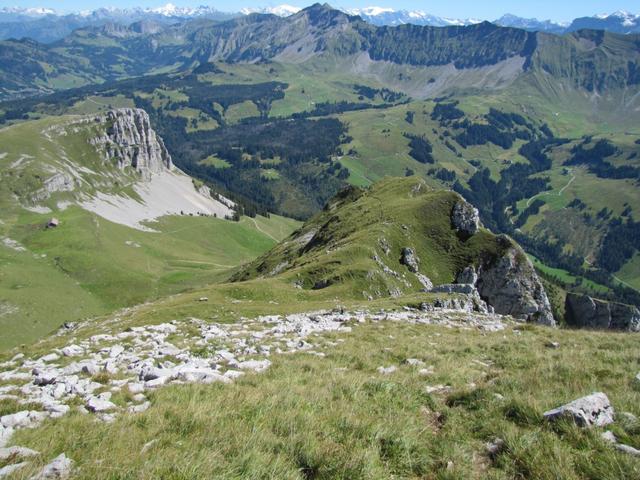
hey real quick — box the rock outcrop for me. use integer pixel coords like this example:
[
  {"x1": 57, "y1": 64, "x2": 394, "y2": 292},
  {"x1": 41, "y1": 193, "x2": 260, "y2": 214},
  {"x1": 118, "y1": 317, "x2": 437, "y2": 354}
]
[
  {"x1": 474, "y1": 237, "x2": 555, "y2": 326},
  {"x1": 91, "y1": 108, "x2": 172, "y2": 180},
  {"x1": 400, "y1": 247, "x2": 420, "y2": 273},
  {"x1": 543, "y1": 392, "x2": 614, "y2": 427},
  {"x1": 565, "y1": 293, "x2": 640, "y2": 332},
  {"x1": 451, "y1": 200, "x2": 480, "y2": 237}
]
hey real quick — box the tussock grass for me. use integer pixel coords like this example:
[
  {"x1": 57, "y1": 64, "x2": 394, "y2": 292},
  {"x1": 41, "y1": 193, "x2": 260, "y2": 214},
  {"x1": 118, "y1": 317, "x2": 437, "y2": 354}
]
[{"x1": 10, "y1": 321, "x2": 640, "y2": 479}]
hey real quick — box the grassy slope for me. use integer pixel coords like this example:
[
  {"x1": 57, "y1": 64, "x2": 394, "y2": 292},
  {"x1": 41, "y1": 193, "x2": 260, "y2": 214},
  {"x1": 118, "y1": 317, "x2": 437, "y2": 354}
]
[
  {"x1": 4, "y1": 289, "x2": 639, "y2": 479},
  {"x1": 0, "y1": 116, "x2": 302, "y2": 350},
  {"x1": 0, "y1": 206, "x2": 299, "y2": 351},
  {"x1": 234, "y1": 177, "x2": 510, "y2": 300}
]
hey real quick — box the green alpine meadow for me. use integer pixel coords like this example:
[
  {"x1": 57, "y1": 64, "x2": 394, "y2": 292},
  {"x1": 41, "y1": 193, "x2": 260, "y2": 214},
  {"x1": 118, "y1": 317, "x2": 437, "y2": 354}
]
[{"x1": 0, "y1": 2, "x2": 638, "y2": 479}]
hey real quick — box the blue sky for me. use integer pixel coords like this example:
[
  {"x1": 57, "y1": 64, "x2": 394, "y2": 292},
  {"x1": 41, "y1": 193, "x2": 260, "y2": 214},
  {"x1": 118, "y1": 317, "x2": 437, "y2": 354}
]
[{"x1": 0, "y1": 1, "x2": 637, "y2": 22}]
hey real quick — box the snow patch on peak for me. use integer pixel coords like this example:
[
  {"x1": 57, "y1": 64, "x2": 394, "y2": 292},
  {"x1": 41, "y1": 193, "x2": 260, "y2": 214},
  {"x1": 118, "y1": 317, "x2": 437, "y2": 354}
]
[
  {"x1": 241, "y1": 4, "x2": 301, "y2": 17},
  {"x1": 350, "y1": 6, "x2": 396, "y2": 16}
]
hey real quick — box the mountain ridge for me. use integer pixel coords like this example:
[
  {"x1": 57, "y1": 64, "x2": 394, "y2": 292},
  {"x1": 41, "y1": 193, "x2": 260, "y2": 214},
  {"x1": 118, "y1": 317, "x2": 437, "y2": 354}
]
[
  {"x1": 2, "y1": 4, "x2": 639, "y2": 102},
  {"x1": 1, "y1": 4, "x2": 639, "y2": 44}
]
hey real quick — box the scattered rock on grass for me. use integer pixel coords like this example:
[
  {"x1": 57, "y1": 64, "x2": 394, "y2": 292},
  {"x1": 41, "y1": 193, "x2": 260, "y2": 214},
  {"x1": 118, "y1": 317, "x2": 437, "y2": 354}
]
[
  {"x1": 30, "y1": 453, "x2": 73, "y2": 479},
  {"x1": 0, "y1": 446, "x2": 39, "y2": 461},
  {"x1": 615, "y1": 443, "x2": 640, "y2": 457},
  {"x1": 485, "y1": 437, "x2": 505, "y2": 457},
  {"x1": 543, "y1": 392, "x2": 614, "y2": 427},
  {"x1": 0, "y1": 462, "x2": 29, "y2": 477},
  {"x1": 377, "y1": 366, "x2": 397, "y2": 375}
]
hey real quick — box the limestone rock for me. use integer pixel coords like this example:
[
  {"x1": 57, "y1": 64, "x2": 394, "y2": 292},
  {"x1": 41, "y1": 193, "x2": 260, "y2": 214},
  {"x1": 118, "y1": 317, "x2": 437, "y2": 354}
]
[
  {"x1": 85, "y1": 396, "x2": 116, "y2": 413},
  {"x1": 0, "y1": 411, "x2": 45, "y2": 429},
  {"x1": 0, "y1": 446, "x2": 38, "y2": 461},
  {"x1": 485, "y1": 437, "x2": 505, "y2": 456},
  {"x1": 128, "y1": 402, "x2": 151, "y2": 414},
  {"x1": 476, "y1": 239, "x2": 555, "y2": 326},
  {"x1": 0, "y1": 426, "x2": 13, "y2": 448},
  {"x1": 543, "y1": 392, "x2": 614, "y2": 427},
  {"x1": 30, "y1": 453, "x2": 73, "y2": 479},
  {"x1": 456, "y1": 266, "x2": 478, "y2": 285},
  {"x1": 451, "y1": 200, "x2": 480, "y2": 236},
  {"x1": 236, "y1": 360, "x2": 271, "y2": 373},
  {"x1": 615, "y1": 443, "x2": 640, "y2": 457},
  {"x1": 0, "y1": 462, "x2": 29, "y2": 477},
  {"x1": 377, "y1": 366, "x2": 397, "y2": 375},
  {"x1": 565, "y1": 293, "x2": 640, "y2": 332},
  {"x1": 404, "y1": 358, "x2": 425, "y2": 366},
  {"x1": 431, "y1": 284, "x2": 476, "y2": 295},
  {"x1": 91, "y1": 108, "x2": 172, "y2": 181},
  {"x1": 400, "y1": 247, "x2": 420, "y2": 273}
]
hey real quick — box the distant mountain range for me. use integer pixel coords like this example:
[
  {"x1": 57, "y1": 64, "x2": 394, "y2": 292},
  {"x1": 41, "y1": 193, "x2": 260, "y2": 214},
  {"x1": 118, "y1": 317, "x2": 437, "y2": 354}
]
[{"x1": 0, "y1": 4, "x2": 638, "y2": 43}]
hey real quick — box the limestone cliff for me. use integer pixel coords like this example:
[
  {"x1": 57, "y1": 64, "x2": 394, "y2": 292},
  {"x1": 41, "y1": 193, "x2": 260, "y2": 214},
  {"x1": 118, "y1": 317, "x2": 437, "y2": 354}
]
[
  {"x1": 565, "y1": 293, "x2": 640, "y2": 332},
  {"x1": 91, "y1": 108, "x2": 172, "y2": 180},
  {"x1": 474, "y1": 236, "x2": 555, "y2": 326}
]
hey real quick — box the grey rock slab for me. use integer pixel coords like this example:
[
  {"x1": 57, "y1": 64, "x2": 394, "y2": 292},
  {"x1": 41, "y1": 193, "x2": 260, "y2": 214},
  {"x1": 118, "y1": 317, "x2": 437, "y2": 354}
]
[
  {"x1": 127, "y1": 383, "x2": 145, "y2": 394},
  {"x1": 1, "y1": 411, "x2": 44, "y2": 429},
  {"x1": 131, "y1": 394, "x2": 146, "y2": 403},
  {"x1": 223, "y1": 370, "x2": 244, "y2": 380},
  {"x1": 61, "y1": 345, "x2": 83, "y2": 357},
  {"x1": 615, "y1": 443, "x2": 640, "y2": 457},
  {"x1": 237, "y1": 360, "x2": 271, "y2": 372},
  {"x1": 32, "y1": 370, "x2": 59, "y2": 386},
  {"x1": 128, "y1": 402, "x2": 151, "y2": 414},
  {"x1": 0, "y1": 446, "x2": 39, "y2": 460},
  {"x1": 425, "y1": 385, "x2": 452, "y2": 394},
  {"x1": 377, "y1": 366, "x2": 397, "y2": 375},
  {"x1": 85, "y1": 397, "x2": 116, "y2": 413},
  {"x1": 174, "y1": 369, "x2": 229, "y2": 384},
  {"x1": 30, "y1": 453, "x2": 73, "y2": 479},
  {"x1": 108, "y1": 345, "x2": 125, "y2": 358},
  {"x1": 404, "y1": 358, "x2": 424, "y2": 367},
  {"x1": 38, "y1": 353, "x2": 59, "y2": 363},
  {"x1": 144, "y1": 377, "x2": 170, "y2": 389},
  {"x1": 0, "y1": 371, "x2": 31, "y2": 382},
  {"x1": 543, "y1": 392, "x2": 614, "y2": 427},
  {"x1": 0, "y1": 462, "x2": 29, "y2": 478},
  {"x1": 0, "y1": 426, "x2": 14, "y2": 448}
]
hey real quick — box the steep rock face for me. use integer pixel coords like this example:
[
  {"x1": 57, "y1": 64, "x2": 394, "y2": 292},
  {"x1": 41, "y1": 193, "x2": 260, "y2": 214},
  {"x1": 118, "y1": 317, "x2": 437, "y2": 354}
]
[
  {"x1": 475, "y1": 237, "x2": 555, "y2": 326},
  {"x1": 92, "y1": 108, "x2": 172, "y2": 180},
  {"x1": 565, "y1": 293, "x2": 640, "y2": 332},
  {"x1": 451, "y1": 200, "x2": 480, "y2": 237}
]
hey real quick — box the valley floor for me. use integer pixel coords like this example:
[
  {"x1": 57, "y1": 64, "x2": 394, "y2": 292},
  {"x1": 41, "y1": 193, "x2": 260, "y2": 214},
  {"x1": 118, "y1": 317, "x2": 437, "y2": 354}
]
[{"x1": 0, "y1": 293, "x2": 638, "y2": 479}]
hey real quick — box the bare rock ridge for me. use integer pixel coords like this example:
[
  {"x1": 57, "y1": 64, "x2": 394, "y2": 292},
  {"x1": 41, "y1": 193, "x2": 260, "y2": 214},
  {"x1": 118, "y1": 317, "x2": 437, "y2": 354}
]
[
  {"x1": 565, "y1": 293, "x2": 640, "y2": 332},
  {"x1": 474, "y1": 240, "x2": 555, "y2": 326},
  {"x1": 91, "y1": 108, "x2": 172, "y2": 180},
  {"x1": 443, "y1": 202, "x2": 554, "y2": 326}
]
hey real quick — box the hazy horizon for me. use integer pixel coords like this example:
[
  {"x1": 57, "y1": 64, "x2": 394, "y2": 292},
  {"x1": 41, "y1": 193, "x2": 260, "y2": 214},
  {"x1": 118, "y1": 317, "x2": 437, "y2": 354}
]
[{"x1": 0, "y1": 1, "x2": 638, "y2": 23}]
